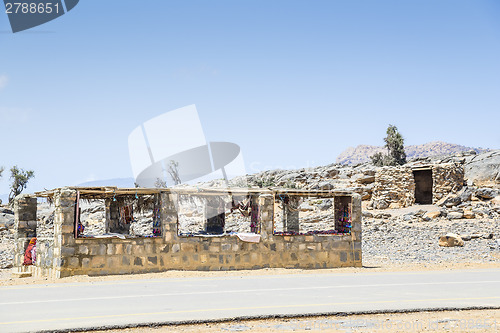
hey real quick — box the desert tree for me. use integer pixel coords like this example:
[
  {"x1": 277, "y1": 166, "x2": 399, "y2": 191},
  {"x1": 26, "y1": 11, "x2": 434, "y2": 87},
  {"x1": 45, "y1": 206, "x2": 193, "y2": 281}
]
[
  {"x1": 8, "y1": 166, "x2": 35, "y2": 203},
  {"x1": 371, "y1": 124, "x2": 406, "y2": 166}
]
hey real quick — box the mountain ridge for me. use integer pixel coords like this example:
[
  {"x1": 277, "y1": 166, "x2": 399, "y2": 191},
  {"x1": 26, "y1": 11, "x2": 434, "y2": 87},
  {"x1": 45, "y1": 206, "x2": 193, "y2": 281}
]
[{"x1": 336, "y1": 141, "x2": 490, "y2": 165}]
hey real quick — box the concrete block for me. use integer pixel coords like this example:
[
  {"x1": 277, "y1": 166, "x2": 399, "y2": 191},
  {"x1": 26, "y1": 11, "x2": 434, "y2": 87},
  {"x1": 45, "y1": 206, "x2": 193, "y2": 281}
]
[
  {"x1": 89, "y1": 245, "x2": 100, "y2": 256},
  {"x1": 122, "y1": 256, "x2": 130, "y2": 266},
  {"x1": 181, "y1": 243, "x2": 195, "y2": 252},
  {"x1": 132, "y1": 245, "x2": 145, "y2": 255},
  {"x1": 200, "y1": 254, "x2": 208, "y2": 263},
  {"x1": 68, "y1": 257, "x2": 79, "y2": 268},
  {"x1": 98, "y1": 244, "x2": 107, "y2": 256},
  {"x1": 61, "y1": 246, "x2": 75, "y2": 256},
  {"x1": 91, "y1": 256, "x2": 105, "y2": 268},
  {"x1": 134, "y1": 257, "x2": 143, "y2": 266},
  {"x1": 114, "y1": 244, "x2": 123, "y2": 255},
  {"x1": 107, "y1": 256, "x2": 119, "y2": 267},
  {"x1": 147, "y1": 256, "x2": 157, "y2": 265},
  {"x1": 82, "y1": 258, "x2": 90, "y2": 268}
]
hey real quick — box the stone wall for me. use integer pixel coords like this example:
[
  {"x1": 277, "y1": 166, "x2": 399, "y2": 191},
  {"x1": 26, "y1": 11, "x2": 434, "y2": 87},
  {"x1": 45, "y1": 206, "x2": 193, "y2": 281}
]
[
  {"x1": 432, "y1": 163, "x2": 464, "y2": 203},
  {"x1": 371, "y1": 163, "x2": 465, "y2": 209},
  {"x1": 371, "y1": 167, "x2": 415, "y2": 209},
  {"x1": 14, "y1": 189, "x2": 362, "y2": 278}
]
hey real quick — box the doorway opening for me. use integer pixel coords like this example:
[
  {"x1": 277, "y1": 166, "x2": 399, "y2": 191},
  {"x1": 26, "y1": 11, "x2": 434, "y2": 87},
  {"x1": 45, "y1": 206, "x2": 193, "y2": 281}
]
[{"x1": 413, "y1": 169, "x2": 433, "y2": 204}]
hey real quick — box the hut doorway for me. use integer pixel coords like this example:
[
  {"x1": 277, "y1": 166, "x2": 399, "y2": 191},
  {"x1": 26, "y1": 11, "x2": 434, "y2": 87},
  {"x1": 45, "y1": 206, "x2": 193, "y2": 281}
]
[{"x1": 413, "y1": 168, "x2": 433, "y2": 204}]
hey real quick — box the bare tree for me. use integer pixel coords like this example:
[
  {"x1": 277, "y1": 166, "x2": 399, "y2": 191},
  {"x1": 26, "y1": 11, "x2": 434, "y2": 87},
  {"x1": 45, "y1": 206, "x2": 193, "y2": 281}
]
[
  {"x1": 167, "y1": 160, "x2": 182, "y2": 185},
  {"x1": 154, "y1": 177, "x2": 167, "y2": 188}
]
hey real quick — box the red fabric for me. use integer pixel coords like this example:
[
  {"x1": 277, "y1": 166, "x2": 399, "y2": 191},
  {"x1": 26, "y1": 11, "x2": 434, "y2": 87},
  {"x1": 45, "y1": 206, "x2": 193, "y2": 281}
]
[{"x1": 23, "y1": 243, "x2": 35, "y2": 265}]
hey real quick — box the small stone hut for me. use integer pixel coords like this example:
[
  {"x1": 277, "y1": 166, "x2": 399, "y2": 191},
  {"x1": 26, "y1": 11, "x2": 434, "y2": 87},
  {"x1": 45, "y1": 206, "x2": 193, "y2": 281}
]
[
  {"x1": 371, "y1": 162, "x2": 464, "y2": 209},
  {"x1": 13, "y1": 187, "x2": 362, "y2": 278}
]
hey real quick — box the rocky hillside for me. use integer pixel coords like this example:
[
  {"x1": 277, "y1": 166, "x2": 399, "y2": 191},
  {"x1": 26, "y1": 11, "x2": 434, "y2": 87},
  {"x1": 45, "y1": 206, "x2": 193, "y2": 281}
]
[{"x1": 336, "y1": 141, "x2": 489, "y2": 165}]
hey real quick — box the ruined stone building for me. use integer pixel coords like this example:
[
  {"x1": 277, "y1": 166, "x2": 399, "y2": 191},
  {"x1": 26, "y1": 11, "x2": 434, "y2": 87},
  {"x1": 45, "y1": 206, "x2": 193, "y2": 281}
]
[
  {"x1": 371, "y1": 162, "x2": 464, "y2": 209},
  {"x1": 13, "y1": 187, "x2": 362, "y2": 278}
]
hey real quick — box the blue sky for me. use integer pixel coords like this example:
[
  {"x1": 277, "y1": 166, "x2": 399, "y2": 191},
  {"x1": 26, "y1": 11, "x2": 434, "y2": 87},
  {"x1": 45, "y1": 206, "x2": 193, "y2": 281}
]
[{"x1": 0, "y1": 0, "x2": 499, "y2": 194}]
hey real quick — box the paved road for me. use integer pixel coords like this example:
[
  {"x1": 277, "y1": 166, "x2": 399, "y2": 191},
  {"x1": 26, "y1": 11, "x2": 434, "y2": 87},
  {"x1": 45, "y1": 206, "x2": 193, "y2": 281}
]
[{"x1": 0, "y1": 269, "x2": 499, "y2": 332}]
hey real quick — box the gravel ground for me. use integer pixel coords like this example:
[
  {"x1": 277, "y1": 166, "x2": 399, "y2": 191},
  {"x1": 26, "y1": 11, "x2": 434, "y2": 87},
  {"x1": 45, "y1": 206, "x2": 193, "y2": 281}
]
[
  {"x1": 92, "y1": 309, "x2": 500, "y2": 333},
  {"x1": 362, "y1": 205, "x2": 500, "y2": 267}
]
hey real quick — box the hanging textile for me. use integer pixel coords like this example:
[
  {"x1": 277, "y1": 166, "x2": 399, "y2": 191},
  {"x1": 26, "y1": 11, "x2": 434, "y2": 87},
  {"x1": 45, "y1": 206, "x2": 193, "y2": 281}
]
[
  {"x1": 23, "y1": 237, "x2": 37, "y2": 266},
  {"x1": 250, "y1": 198, "x2": 259, "y2": 233}
]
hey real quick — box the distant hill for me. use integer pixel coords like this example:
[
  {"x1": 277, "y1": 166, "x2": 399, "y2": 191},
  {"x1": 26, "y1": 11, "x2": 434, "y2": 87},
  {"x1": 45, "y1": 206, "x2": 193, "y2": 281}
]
[{"x1": 336, "y1": 141, "x2": 489, "y2": 165}]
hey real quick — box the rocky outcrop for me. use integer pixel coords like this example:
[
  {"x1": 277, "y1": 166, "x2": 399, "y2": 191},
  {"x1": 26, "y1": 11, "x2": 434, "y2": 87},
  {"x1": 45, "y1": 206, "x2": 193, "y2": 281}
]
[{"x1": 464, "y1": 150, "x2": 500, "y2": 187}]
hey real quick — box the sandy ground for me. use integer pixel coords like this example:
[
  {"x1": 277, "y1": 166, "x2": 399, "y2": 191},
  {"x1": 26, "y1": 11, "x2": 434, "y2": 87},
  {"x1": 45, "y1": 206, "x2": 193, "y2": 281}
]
[{"x1": 89, "y1": 309, "x2": 500, "y2": 332}]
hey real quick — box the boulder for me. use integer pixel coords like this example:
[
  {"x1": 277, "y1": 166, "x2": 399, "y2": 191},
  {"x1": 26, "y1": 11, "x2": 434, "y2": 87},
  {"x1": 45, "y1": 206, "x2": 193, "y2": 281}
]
[
  {"x1": 374, "y1": 212, "x2": 392, "y2": 219},
  {"x1": 460, "y1": 234, "x2": 472, "y2": 241},
  {"x1": 425, "y1": 211, "x2": 441, "y2": 219},
  {"x1": 373, "y1": 199, "x2": 389, "y2": 210},
  {"x1": 435, "y1": 195, "x2": 450, "y2": 206},
  {"x1": 402, "y1": 214, "x2": 415, "y2": 221},
  {"x1": 298, "y1": 202, "x2": 315, "y2": 212},
  {"x1": 475, "y1": 188, "x2": 498, "y2": 200},
  {"x1": 444, "y1": 195, "x2": 462, "y2": 208},
  {"x1": 492, "y1": 196, "x2": 500, "y2": 206},
  {"x1": 458, "y1": 187, "x2": 473, "y2": 202},
  {"x1": 448, "y1": 211, "x2": 464, "y2": 219},
  {"x1": 362, "y1": 211, "x2": 373, "y2": 218},
  {"x1": 439, "y1": 233, "x2": 465, "y2": 247},
  {"x1": 0, "y1": 208, "x2": 14, "y2": 215},
  {"x1": 0, "y1": 214, "x2": 14, "y2": 228},
  {"x1": 356, "y1": 175, "x2": 376, "y2": 184},
  {"x1": 317, "y1": 181, "x2": 335, "y2": 190},
  {"x1": 318, "y1": 199, "x2": 332, "y2": 211},
  {"x1": 463, "y1": 210, "x2": 475, "y2": 219}
]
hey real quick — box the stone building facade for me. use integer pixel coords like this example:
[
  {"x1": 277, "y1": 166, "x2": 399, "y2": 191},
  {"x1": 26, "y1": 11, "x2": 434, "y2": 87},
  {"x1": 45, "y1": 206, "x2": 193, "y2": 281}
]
[
  {"x1": 371, "y1": 163, "x2": 464, "y2": 208},
  {"x1": 13, "y1": 187, "x2": 362, "y2": 278}
]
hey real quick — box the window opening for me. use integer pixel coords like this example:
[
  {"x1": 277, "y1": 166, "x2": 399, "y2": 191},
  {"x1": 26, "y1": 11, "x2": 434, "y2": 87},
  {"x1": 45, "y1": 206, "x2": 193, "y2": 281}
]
[
  {"x1": 177, "y1": 193, "x2": 260, "y2": 236},
  {"x1": 334, "y1": 196, "x2": 352, "y2": 233},
  {"x1": 75, "y1": 194, "x2": 161, "y2": 238},
  {"x1": 274, "y1": 195, "x2": 350, "y2": 235}
]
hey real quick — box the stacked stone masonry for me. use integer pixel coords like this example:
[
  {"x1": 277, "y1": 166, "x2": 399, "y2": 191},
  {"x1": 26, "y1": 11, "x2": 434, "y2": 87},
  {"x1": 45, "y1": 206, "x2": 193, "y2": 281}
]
[
  {"x1": 371, "y1": 167, "x2": 415, "y2": 209},
  {"x1": 371, "y1": 163, "x2": 464, "y2": 208},
  {"x1": 13, "y1": 188, "x2": 362, "y2": 278},
  {"x1": 431, "y1": 163, "x2": 464, "y2": 202}
]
